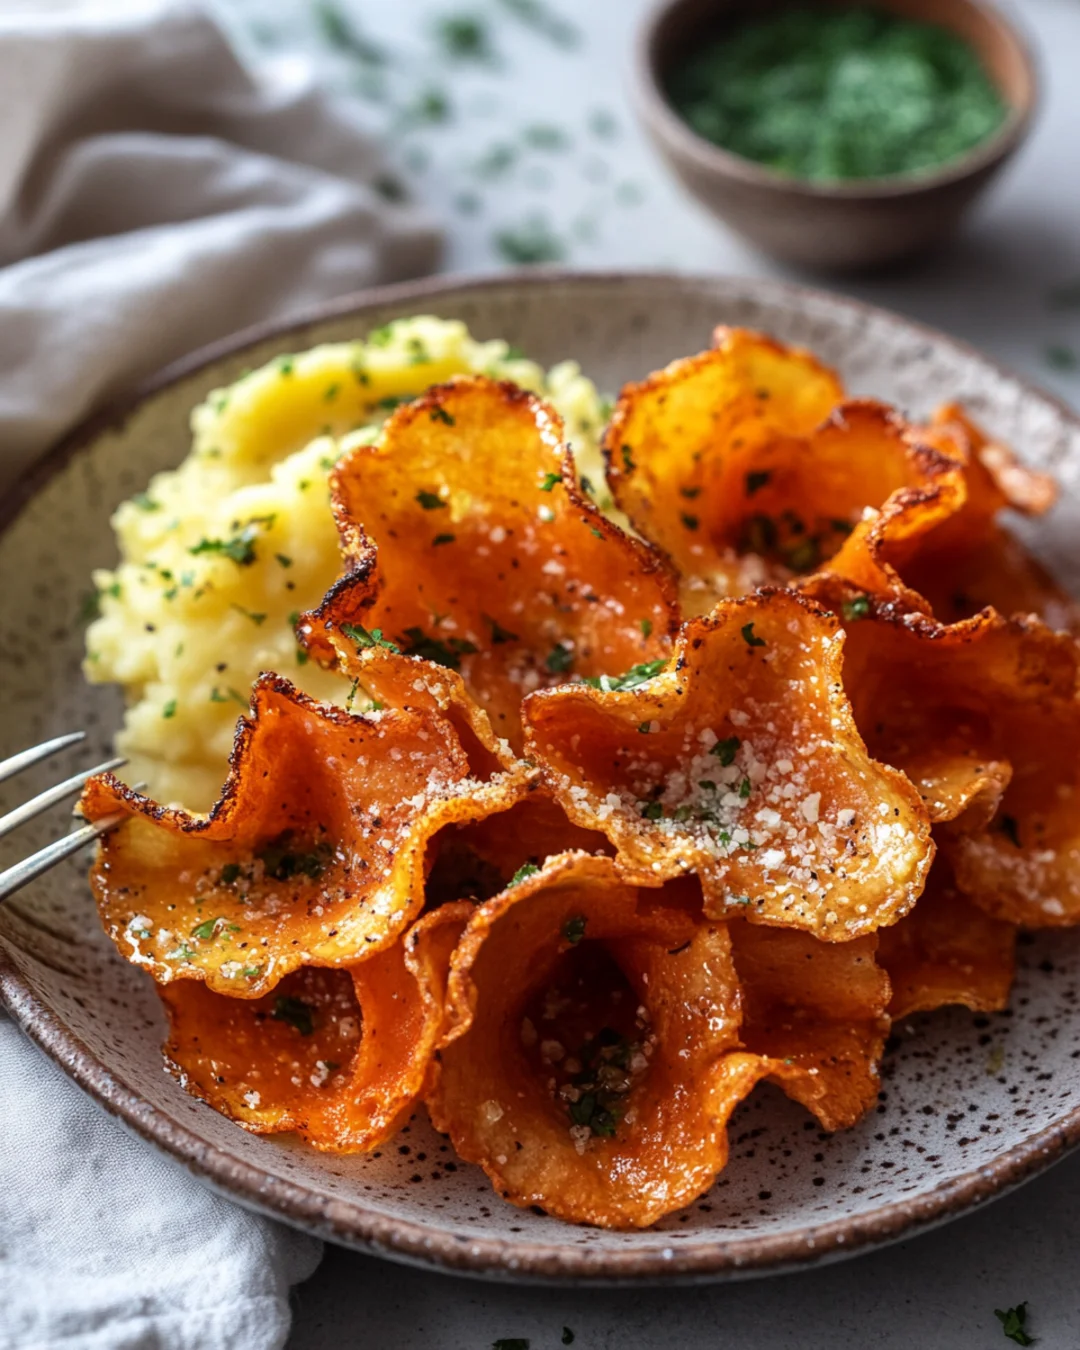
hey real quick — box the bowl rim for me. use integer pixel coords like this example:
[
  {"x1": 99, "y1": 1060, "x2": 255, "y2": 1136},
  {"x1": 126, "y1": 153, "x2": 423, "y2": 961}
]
[
  {"x1": 633, "y1": 0, "x2": 1041, "y2": 200},
  {"x1": 3, "y1": 266, "x2": 1080, "y2": 1284}
]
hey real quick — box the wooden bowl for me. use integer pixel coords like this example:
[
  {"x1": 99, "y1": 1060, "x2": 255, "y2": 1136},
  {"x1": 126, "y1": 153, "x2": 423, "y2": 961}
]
[{"x1": 633, "y1": 0, "x2": 1039, "y2": 271}]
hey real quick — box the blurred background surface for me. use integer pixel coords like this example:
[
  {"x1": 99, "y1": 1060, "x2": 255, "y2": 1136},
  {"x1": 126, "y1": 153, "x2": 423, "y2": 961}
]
[{"x1": 219, "y1": 0, "x2": 1080, "y2": 407}]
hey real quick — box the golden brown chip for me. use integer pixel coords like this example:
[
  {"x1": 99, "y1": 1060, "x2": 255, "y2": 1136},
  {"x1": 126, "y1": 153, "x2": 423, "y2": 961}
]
[
  {"x1": 730, "y1": 922, "x2": 889, "y2": 1131},
  {"x1": 602, "y1": 329, "x2": 962, "y2": 614},
  {"x1": 824, "y1": 407, "x2": 1076, "y2": 630},
  {"x1": 522, "y1": 589, "x2": 932, "y2": 941},
  {"x1": 800, "y1": 577, "x2": 1080, "y2": 927},
  {"x1": 302, "y1": 376, "x2": 679, "y2": 750},
  {"x1": 80, "y1": 673, "x2": 534, "y2": 995},
  {"x1": 427, "y1": 853, "x2": 757, "y2": 1228},
  {"x1": 877, "y1": 862, "x2": 1016, "y2": 1020},
  {"x1": 161, "y1": 902, "x2": 471, "y2": 1150}
]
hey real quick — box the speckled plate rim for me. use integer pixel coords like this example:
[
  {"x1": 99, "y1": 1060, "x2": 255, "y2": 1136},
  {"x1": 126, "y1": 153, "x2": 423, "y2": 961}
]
[{"x1": 3, "y1": 268, "x2": 1080, "y2": 1285}]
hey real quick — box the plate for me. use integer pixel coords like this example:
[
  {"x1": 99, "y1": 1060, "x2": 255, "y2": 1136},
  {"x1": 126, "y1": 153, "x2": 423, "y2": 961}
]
[{"x1": 3, "y1": 271, "x2": 1080, "y2": 1283}]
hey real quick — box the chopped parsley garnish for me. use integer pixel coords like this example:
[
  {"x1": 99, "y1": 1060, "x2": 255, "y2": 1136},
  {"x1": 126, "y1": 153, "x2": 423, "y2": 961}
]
[
  {"x1": 258, "y1": 836, "x2": 333, "y2": 882},
  {"x1": 681, "y1": 512, "x2": 699, "y2": 530},
  {"x1": 712, "y1": 735, "x2": 741, "y2": 766},
  {"x1": 314, "y1": 1, "x2": 385, "y2": 63},
  {"x1": 191, "y1": 917, "x2": 237, "y2": 940},
  {"x1": 341, "y1": 622, "x2": 400, "y2": 654},
  {"x1": 561, "y1": 914, "x2": 587, "y2": 945},
  {"x1": 165, "y1": 943, "x2": 197, "y2": 962},
  {"x1": 994, "y1": 1303, "x2": 1035, "y2": 1346},
  {"x1": 640, "y1": 618, "x2": 653, "y2": 638},
  {"x1": 842, "y1": 594, "x2": 871, "y2": 621},
  {"x1": 432, "y1": 533, "x2": 456, "y2": 546},
  {"x1": 640, "y1": 799, "x2": 663, "y2": 821},
  {"x1": 272, "y1": 996, "x2": 315, "y2": 1037},
  {"x1": 545, "y1": 642, "x2": 574, "y2": 674},
  {"x1": 539, "y1": 471, "x2": 560, "y2": 492},
  {"x1": 999, "y1": 814, "x2": 1022, "y2": 848},
  {"x1": 275, "y1": 553, "x2": 293, "y2": 568},
  {"x1": 430, "y1": 405, "x2": 456, "y2": 426},
  {"x1": 434, "y1": 14, "x2": 495, "y2": 62},
  {"x1": 132, "y1": 491, "x2": 161, "y2": 511},
  {"x1": 584, "y1": 659, "x2": 665, "y2": 692},
  {"x1": 620, "y1": 444, "x2": 635, "y2": 471},
  {"x1": 416, "y1": 490, "x2": 446, "y2": 509},
  {"x1": 494, "y1": 215, "x2": 566, "y2": 265},
  {"x1": 486, "y1": 614, "x2": 519, "y2": 644},
  {"x1": 219, "y1": 863, "x2": 243, "y2": 886},
  {"x1": 399, "y1": 626, "x2": 478, "y2": 670},
  {"x1": 499, "y1": 0, "x2": 579, "y2": 49},
  {"x1": 162, "y1": 699, "x2": 177, "y2": 720},
  {"x1": 210, "y1": 686, "x2": 248, "y2": 709},
  {"x1": 366, "y1": 323, "x2": 395, "y2": 347},
  {"x1": 509, "y1": 862, "x2": 540, "y2": 886},
  {"x1": 231, "y1": 604, "x2": 267, "y2": 626},
  {"x1": 741, "y1": 622, "x2": 766, "y2": 648},
  {"x1": 739, "y1": 777, "x2": 752, "y2": 799},
  {"x1": 522, "y1": 122, "x2": 569, "y2": 150},
  {"x1": 785, "y1": 536, "x2": 820, "y2": 572},
  {"x1": 746, "y1": 470, "x2": 771, "y2": 496},
  {"x1": 189, "y1": 517, "x2": 274, "y2": 567},
  {"x1": 278, "y1": 357, "x2": 294, "y2": 376},
  {"x1": 589, "y1": 526, "x2": 604, "y2": 539}
]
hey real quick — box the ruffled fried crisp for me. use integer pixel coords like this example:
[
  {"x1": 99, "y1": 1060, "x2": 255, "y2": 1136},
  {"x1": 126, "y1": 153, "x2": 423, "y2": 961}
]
[
  {"x1": 603, "y1": 330, "x2": 961, "y2": 615},
  {"x1": 824, "y1": 405, "x2": 1076, "y2": 630},
  {"x1": 802, "y1": 576, "x2": 1080, "y2": 927},
  {"x1": 877, "y1": 862, "x2": 1015, "y2": 1020},
  {"x1": 80, "y1": 674, "x2": 534, "y2": 996},
  {"x1": 301, "y1": 376, "x2": 679, "y2": 750},
  {"x1": 730, "y1": 922, "x2": 890, "y2": 1131},
  {"x1": 522, "y1": 590, "x2": 932, "y2": 941},
  {"x1": 426, "y1": 781, "x2": 613, "y2": 906},
  {"x1": 161, "y1": 902, "x2": 470, "y2": 1150},
  {"x1": 427, "y1": 854, "x2": 755, "y2": 1227}
]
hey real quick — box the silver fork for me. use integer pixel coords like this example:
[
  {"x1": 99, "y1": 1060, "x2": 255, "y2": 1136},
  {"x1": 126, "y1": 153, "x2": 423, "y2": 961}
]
[{"x1": 0, "y1": 733, "x2": 126, "y2": 902}]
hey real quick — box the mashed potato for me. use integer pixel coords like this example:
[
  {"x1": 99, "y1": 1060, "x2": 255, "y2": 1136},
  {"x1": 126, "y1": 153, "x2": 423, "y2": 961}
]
[{"x1": 84, "y1": 317, "x2": 608, "y2": 811}]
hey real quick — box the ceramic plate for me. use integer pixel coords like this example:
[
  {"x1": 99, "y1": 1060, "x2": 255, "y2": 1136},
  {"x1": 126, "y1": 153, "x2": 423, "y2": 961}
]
[{"x1": 3, "y1": 272, "x2": 1080, "y2": 1284}]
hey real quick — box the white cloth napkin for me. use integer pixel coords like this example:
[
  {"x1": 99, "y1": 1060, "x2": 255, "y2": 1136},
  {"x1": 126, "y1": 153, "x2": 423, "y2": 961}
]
[
  {"x1": 0, "y1": 0, "x2": 441, "y2": 495},
  {"x1": 0, "y1": 2, "x2": 442, "y2": 1346}
]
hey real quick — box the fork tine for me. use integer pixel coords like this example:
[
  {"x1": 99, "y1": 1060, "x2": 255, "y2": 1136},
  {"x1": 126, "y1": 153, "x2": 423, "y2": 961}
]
[
  {"x1": 0, "y1": 757, "x2": 127, "y2": 841},
  {"x1": 0, "y1": 732, "x2": 86, "y2": 785},
  {"x1": 0, "y1": 815, "x2": 123, "y2": 903}
]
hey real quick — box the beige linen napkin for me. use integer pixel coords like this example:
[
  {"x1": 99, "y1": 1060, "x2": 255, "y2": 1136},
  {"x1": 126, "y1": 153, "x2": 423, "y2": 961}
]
[
  {"x1": 0, "y1": 2, "x2": 441, "y2": 1347},
  {"x1": 0, "y1": 0, "x2": 441, "y2": 495}
]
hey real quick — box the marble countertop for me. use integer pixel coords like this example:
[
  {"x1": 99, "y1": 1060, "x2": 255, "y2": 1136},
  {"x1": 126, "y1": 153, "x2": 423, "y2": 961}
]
[{"x1": 213, "y1": 0, "x2": 1080, "y2": 1343}]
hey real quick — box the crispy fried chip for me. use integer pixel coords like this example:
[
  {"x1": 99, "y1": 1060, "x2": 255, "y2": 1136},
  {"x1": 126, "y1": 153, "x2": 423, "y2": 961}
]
[
  {"x1": 80, "y1": 674, "x2": 533, "y2": 995},
  {"x1": 302, "y1": 376, "x2": 679, "y2": 749},
  {"x1": 825, "y1": 406, "x2": 1077, "y2": 630},
  {"x1": 426, "y1": 782, "x2": 613, "y2": 905},
  {"x1": 427, "y1": 854, "x2": 757, "y2": 1228},
  {"x1": 730, "y1": 922, "x2": 889, "y2": 1130},
  {"x1": 603, "y1": 330, "x2": 959, "y2": 614},
  {"x1": 522, "y1": 590, "x2": 932, "y2": 941},
  {"x1": 877, "y1": 862, "x2": 1016, "y2": 1020},
  {"x1": 161, "y1": 902, "x2": 470, "y2": 1150},
  {"x1": 801, "y1": 577, "x2": 1080, "y2": 927}
]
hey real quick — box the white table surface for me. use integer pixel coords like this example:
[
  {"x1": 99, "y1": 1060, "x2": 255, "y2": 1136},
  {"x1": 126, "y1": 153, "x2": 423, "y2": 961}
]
[{"x1": 216, "y1": 0, "x2": 1080, "y2": 1343}]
